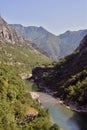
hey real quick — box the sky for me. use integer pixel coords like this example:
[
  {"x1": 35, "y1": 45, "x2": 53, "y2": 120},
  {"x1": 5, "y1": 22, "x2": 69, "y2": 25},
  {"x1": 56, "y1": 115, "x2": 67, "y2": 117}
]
[{"x1": 0, "y1": 0, "x2": 87, "y2": 35}]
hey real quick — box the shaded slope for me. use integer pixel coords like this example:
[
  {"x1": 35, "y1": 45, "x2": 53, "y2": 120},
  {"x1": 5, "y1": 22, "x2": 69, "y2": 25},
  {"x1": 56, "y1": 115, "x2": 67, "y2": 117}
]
[{"x1": 32, "y1": 35, "x2": 87, "y2": 106}]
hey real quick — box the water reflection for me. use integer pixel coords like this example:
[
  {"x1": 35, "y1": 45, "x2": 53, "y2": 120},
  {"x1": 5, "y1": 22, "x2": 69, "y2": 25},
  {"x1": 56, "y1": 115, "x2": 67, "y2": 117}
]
[
  {"x1": 38, "y1": 92, "x2": 87, "y2": 130},
  {"x1": 68, "y1": 112, "x2": 87, "y2": 130}
]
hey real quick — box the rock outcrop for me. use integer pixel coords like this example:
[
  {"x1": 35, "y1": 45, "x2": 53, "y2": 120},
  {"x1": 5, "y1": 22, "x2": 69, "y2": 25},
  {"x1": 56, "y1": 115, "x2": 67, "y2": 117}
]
[{"x1": 0, "y1": 16, "x2": 24, "y2": 44}]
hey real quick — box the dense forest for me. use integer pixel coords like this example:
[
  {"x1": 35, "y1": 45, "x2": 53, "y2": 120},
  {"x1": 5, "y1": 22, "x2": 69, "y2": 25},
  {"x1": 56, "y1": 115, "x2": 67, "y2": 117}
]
[{"x1": 0, "y1": 64, "x2": 60, "y2": 130}]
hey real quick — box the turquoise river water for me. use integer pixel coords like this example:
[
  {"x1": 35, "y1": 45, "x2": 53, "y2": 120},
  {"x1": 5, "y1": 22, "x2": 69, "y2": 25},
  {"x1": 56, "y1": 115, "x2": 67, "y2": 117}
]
[{"x1": 37, "y1": 92, "x2": 87, "y2": 130}]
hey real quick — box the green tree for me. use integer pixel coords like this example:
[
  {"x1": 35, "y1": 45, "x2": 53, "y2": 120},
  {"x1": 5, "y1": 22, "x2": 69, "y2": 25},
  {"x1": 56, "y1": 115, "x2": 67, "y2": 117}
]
[{"x1": 50, "y1": 124, "x2": 60, "y2": 130}]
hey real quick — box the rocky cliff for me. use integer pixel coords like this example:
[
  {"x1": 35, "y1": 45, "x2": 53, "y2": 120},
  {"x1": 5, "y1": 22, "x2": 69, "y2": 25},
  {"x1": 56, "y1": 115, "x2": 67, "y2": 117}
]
[{"x1": 0, "y1": 16, "x2": 24, "y2": 44}]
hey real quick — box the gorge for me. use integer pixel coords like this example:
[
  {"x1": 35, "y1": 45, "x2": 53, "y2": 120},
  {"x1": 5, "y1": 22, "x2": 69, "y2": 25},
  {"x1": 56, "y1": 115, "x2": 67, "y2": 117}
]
[{"x1": 0, "y1": 15, "x2": 87, "y2": 130}]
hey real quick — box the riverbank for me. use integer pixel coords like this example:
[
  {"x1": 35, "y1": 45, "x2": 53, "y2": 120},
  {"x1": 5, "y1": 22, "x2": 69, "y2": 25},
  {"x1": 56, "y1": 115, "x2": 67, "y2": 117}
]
[
  {"x1": 55, "y1": 96, "x2": 87, "y2": 113},
  {"x1": 29, "y1": 91, "x2": 87, "y2": 130},
  {"x1": 63, "y1": 101, "x2": 87, "y2": 113},
  {"x1": 30, "y1": 86, "x2": 87, "y2": 113},
  {"x1": 30, "y1": 91, "x2": 39, "y2": 99},
  {"x1": 48, "y1": 88, "x2": 87, "y2": 113}
]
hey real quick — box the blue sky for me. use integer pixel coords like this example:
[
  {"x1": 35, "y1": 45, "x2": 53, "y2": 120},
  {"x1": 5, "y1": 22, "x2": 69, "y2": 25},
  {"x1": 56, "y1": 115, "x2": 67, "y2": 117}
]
[{"x1": 0, "y1": 0, "x2": 87, "y2": 35}]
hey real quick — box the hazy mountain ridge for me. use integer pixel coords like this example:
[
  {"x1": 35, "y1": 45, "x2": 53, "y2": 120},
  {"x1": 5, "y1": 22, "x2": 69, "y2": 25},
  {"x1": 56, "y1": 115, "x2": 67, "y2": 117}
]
[
  {"x1": 11, "y1": 24, "x2": 87, "y2": 60},
  {"x1": 58, "y1": 30, "x2": 87, "y2": 58},
  {"x1": 11, "y1": 24, "x2": 61, "y2": 60}
]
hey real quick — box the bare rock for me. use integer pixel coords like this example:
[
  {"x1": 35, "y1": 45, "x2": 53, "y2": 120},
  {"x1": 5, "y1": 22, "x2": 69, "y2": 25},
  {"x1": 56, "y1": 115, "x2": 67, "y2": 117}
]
[{"x1": 0, "y1": 16, "x2": 24, "y2": 44}]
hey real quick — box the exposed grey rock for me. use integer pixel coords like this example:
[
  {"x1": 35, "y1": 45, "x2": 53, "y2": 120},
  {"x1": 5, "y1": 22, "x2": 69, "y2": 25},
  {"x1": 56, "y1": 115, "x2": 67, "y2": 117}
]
[{"x1": 0, "y1": 16, "x2": 24, "y2": 44}]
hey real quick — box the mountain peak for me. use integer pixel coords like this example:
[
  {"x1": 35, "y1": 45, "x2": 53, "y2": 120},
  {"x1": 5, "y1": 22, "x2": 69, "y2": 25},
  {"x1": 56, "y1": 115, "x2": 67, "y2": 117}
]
[
  {"x1": 0, "y1": 16, "x2": 6, "y2": 24},
  {"x1": 0, "y1": 16, "x2": 24, "y2": 44}
]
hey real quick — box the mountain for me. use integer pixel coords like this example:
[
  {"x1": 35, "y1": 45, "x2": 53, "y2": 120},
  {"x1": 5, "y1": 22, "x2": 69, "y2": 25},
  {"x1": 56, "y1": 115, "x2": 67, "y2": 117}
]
[
  {"x1": 32, "y1": 35, "x2": 87, "y2": 108},
  {"x1": 0, "y1": 16, "x2": 60, "y2": 130},
  {"x1": 0, "y1": 16, "x2": 24, "y2": 44},
  {"x1": 11, "y1": 24, "x2": 61, "y2": 60},
  {"x1": 11, "y1": 24, "x2": 87, "y2": 60},
  {"x1": 0, "y1": 17, "x2": 51, "y2": 75},
  {"x1": 58, "y1": 30, "x2": 87, "y2": 58}
]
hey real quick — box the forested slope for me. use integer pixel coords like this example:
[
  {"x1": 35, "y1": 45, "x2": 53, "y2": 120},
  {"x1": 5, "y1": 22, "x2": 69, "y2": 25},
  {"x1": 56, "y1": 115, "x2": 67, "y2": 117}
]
[
  {"x1": 32, "y1": 35, "x2": 87, "y2": 107},
  {"x1": 0, "y1": 64, "x2": 59, "y2": 130}
]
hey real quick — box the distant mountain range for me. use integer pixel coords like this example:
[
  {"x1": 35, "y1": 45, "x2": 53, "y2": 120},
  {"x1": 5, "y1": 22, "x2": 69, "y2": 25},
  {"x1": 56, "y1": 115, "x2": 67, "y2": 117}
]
[
  {"x1": 11, "y1": 24, "x2": 87, "y2": 61},
  {"x1": 11, "y1": 24, "x2": 60, "y2": 60},
  {"x1": 58, "y1": 30, "x2": 87, "y2": 58}
]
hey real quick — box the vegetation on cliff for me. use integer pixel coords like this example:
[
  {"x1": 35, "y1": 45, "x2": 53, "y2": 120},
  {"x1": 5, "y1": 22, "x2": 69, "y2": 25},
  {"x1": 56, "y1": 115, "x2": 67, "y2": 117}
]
[
  {"x1": 0, "y1": 42, "x2": 51, "y2": 74},
  {"x1": 32, "y1": 35, "x2": 87, "y2": 107}
]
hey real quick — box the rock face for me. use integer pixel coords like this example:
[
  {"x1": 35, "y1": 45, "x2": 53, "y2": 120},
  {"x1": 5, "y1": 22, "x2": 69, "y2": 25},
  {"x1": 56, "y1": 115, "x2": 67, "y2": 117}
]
[{"x1": 0, "y1": 16, "x2": 24, "y2": 44}]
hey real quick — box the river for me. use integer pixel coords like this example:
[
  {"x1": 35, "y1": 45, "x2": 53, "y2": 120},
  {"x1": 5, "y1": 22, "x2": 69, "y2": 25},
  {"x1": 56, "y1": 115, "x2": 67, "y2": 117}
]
[{"x1": 36, "y1": 92, "x2": 87, "y2": 130}]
